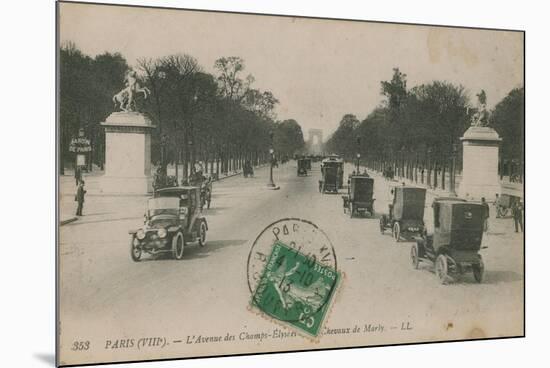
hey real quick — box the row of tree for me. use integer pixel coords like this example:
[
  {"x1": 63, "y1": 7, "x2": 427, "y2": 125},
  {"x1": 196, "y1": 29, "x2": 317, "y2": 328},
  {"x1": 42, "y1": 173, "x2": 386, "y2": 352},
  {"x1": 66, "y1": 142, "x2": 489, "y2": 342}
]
[
  {"x1": 325, "y1": 68, "x2": 524, "y2": 175},
  {"x1": 59, "y1": 43, "x2": 306, "y2": 179}
]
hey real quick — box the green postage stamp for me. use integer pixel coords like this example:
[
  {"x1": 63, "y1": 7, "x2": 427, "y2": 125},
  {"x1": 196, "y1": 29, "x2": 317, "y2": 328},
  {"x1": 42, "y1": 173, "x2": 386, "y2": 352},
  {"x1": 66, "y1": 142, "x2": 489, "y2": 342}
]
[{"x1": 251, "y1": 241, "x2": 341, "y2": 337}]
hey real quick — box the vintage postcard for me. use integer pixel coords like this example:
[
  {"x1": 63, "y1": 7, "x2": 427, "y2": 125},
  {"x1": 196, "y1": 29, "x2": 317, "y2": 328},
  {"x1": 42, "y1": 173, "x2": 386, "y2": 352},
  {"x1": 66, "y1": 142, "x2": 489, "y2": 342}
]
[{"x1": 57, "y1": 1, "x2": 524, "y2": 366}]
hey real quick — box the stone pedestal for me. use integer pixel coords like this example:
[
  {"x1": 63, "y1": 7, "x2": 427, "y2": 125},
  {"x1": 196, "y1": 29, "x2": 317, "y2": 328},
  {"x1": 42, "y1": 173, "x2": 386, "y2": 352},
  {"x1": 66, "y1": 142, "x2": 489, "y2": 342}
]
[
  {"x1": 99, "y1": 112, "x2": 155, "y2": 195},
  {"x1": 458, "y1": 126, "x2": 502, "y2": 200}
]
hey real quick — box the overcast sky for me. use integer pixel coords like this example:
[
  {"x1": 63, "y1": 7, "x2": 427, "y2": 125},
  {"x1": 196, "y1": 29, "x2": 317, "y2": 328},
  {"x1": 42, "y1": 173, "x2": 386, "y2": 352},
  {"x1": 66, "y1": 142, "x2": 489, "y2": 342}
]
[{"x1": 59, "y1": 2, "x2": 523, "y2": 139}]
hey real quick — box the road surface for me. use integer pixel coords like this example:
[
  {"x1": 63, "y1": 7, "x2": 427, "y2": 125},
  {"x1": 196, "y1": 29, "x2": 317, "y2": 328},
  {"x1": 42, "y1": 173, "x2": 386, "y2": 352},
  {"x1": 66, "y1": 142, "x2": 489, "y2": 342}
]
[{"x1": 58, "y1": 161, "x2": 524, "y2": 365}]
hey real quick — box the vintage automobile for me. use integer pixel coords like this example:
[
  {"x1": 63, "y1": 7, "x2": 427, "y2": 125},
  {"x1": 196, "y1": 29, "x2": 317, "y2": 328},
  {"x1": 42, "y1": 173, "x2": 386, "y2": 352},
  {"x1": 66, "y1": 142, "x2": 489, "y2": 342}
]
[
  {"x1": 319, "y1": 165, "x2": 339, "y2": 193},
  {"x1": 342, "y1": 175, "x2": 375, "y2": 217},
  {"x1": 297, "y1": 158, "x2": 308, "y2": 176},
  {"x1": 129, "y1": 186, "x2": 208, "y2": 261},
  {"x1": 305, "y1": 157, "x2": 312, "y2": 170},
  {"x1": 321, "y1": 156, "x2": 344, "y2": 189},
  {"x1": 411, "y1": 197, "x2": 486, "y2": 284},
  {"x1": 380, "y1": 185, "x2": 426, "y2": 241}
]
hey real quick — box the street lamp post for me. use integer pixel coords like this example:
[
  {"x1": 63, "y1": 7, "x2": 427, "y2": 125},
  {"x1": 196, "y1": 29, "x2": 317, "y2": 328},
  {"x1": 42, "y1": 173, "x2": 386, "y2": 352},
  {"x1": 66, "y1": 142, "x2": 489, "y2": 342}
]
[
  {"x1": 399, "y1": 146, "x2": 406, "y2": 178},
  {"x1": 414, "y1": 151, "x2": 419, "y2": 183},
  {"x1": 266, "y1": 131, "x2": 280, "y2": 190},
  {"x1": 355, "y1": 136, "x2": 361, "y2": 173},
  {"x1": 160, "y1": 134, "x2": 167, "y2": 174},
  {"x1": 189, "y1": 92, "x2": 198, "y2": 176},
  {"x1": 427, "y1": 147, "x2": 432, "y2": 187}
]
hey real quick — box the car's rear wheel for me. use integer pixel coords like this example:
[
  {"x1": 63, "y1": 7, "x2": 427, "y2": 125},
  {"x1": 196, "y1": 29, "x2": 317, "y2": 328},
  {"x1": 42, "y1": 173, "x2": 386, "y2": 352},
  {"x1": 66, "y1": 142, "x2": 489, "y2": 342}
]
[
  {"x1": 473, "y1": 259, "x2": 484, "y2": 283},
  {"x1": 130, "y1": 236, "x2": 141, "y2": 262},
  {"x1": 393, "y1": 222, "x2": 401, "y2": 242},
  {"x1": 435, "y1": 254, "x2": 448, "y2": 285},
  {"x1": 172, "y1": 232, "x2": 185, "y2": 260},
  {"x1": 411, "y1": 244, "x2": 419, "y2": 269},
  {"x1": 198, "y1": 221, "x2": 207, "y2": 247}
]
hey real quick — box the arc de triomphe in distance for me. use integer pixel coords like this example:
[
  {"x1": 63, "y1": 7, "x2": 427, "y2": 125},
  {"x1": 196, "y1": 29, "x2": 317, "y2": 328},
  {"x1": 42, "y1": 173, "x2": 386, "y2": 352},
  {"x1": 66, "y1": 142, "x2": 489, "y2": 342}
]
[{"x1": 307, "y1": 129, "x2": 323, "y2": 154}]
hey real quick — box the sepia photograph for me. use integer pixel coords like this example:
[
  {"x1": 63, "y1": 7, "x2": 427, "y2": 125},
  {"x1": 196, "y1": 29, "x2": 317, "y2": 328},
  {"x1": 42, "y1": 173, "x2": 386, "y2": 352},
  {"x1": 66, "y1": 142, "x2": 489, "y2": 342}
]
[{"x1": 56, "y1": 1, "x2": 524, "y2": 366}]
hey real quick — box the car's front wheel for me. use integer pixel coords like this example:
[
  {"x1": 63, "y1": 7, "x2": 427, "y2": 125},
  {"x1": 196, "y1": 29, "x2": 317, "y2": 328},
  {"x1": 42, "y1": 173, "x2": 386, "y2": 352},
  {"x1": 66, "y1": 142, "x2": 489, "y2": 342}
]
[
  {"x1": 172, "y1": 232, "x2": 185, "y2": 260},
  {"x1": 130, "y1": 236, "x2": 141, "y2": 262},
  {"x1": 198, "y1": 221, "x2": 207, "y2": 247}
]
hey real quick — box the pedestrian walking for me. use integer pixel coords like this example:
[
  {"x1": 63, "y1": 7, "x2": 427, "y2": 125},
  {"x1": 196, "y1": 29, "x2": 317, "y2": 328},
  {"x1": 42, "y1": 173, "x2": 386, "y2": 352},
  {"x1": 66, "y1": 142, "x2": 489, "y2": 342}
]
[
  {"x1": 75, "y1": 180, "x2": 86, "y2": 216},
  {"x1": 481, "y1": 197, "x2": 490, "y2": 232},
  {"x1": 74, "y1": 165, "x2": 82, "y2": 186},
  {"x1": 512, "y1": 201, "x2": 524, "y2": 233},
  {"x1": 494, "y1": 193, "x2": 502, "y2": 218}
]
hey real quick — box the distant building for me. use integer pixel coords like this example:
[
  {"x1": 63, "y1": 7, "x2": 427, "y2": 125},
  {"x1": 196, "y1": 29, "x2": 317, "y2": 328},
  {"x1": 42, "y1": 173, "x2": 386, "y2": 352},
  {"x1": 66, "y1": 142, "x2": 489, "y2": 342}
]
[{"x1": 307, "y1": 129, "x2": 323, "y2": 154}]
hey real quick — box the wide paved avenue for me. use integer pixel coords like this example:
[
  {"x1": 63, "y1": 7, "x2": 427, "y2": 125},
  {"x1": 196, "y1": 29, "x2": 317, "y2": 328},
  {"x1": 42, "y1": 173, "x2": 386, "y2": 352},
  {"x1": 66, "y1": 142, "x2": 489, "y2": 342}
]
[{"x1": 58, "y1": 161, "x2": 523, "y2": 363}]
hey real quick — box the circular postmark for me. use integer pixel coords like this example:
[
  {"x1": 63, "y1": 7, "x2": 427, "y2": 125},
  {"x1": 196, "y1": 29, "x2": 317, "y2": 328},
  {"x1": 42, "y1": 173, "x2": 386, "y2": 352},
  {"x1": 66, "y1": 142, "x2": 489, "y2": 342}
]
[{"x1": 247, "y1": 218, "x2": 338, "y2": 330}]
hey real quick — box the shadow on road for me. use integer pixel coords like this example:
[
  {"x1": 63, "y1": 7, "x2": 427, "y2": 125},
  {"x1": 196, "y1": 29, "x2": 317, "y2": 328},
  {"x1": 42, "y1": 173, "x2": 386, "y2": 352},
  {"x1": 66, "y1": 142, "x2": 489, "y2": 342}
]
[
  {"x1": 183, "y1": 239, "x2": 248, "y2": 259},
  {"x1": 67, "y1": 216, "x2": 143, "y2": 226},
  {"x1": 415, "y1": 267, "x2": 523, "y2": 285},
  {"x1": 132, "y1": 239, "x2": 248, "y2": 262},
  {"x1": 482, "y1": 270, "x2": 523, "y2": 284},
  {"x1": 347, "y1": 213, "x2": 381, "y2": 220},
  {"x1": 203, "y1": 207, "x2": 230, "y2": 215}
]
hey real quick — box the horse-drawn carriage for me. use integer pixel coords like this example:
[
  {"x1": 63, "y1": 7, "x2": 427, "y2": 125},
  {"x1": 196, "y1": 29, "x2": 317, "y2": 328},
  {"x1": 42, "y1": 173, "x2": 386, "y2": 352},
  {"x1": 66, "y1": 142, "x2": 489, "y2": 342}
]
[
  {"x1": 380, "y1": 186, "x2": 426, "y2": 241},
  {"x1": 342, "y1": 175, "x2": 375, "y2": 217}
]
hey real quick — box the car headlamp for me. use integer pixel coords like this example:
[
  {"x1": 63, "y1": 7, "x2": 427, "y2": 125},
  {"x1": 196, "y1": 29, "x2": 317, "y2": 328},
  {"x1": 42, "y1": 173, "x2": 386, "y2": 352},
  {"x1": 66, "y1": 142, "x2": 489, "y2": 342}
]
[
  {"x1": 136, "y1": 229, "x2": 146, "y2": 240},
  {"x1": 158, "y1": 228, "x2": 167, "y2": 238}
]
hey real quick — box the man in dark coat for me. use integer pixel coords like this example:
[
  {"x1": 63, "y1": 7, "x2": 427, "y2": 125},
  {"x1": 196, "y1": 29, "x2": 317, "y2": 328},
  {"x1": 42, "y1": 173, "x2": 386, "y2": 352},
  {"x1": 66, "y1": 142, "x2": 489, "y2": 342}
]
[
  {"x1": 74, "y1": 165, "x2": 82, "y2": 186},
  {"x1": 75, "y1": 180, "x2": 86, "y2": 216},
  {"x1": 512, "y1": 201, "x2": 524, "y2": 233}
]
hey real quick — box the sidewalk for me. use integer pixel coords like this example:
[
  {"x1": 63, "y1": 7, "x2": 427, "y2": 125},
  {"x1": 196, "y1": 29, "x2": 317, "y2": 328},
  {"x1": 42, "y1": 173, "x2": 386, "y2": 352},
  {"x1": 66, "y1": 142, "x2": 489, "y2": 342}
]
[
  {"x1": 59, "y1": 163, "x2": 269, "y2": 225},
  {"x1": 347, "y1": 163, "x2": 452, "y2": 202},
  {"x1": 59, "y1": 163, "x2": 268, "y2": 197},
  {"x1": 364, "y1": 165, "x2": 523, "y2": 202}
]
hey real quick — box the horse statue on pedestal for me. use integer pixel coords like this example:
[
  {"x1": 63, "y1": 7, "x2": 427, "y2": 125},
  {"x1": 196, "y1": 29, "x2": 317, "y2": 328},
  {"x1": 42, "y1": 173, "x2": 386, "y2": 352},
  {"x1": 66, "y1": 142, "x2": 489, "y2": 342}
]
[{"x1": 113, "y1": 70, "x2": 151, "y2": 112}]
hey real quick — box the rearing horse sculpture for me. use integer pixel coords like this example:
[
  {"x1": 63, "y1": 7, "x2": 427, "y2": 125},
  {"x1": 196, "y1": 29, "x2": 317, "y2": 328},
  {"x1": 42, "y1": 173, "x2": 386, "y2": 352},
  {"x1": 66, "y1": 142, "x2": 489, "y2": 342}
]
[{"x1": 113, "y1": 70, "x2": 151, "y2": 112}]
